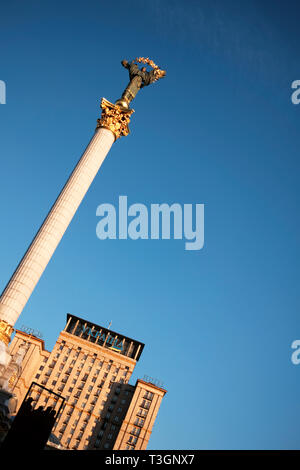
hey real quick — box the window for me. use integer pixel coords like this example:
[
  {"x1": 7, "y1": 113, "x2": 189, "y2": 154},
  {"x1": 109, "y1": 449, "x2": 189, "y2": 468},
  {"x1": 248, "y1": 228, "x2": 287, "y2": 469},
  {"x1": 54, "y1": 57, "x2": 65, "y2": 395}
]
[
  {"x1": 131, "y1": 426, "x2": 141, "y2": 436},
  {"x1": 141, "y1": 399, "x2": 150, "y2": 410},
  {"x1": 95, "y1": 438, "x2": 100, "y2": 448},
  {"x1": 137, "y1": 408, "x2": 148, "y2": 418},
  {"x1": 134, "y1": 417, "x2": 144, "y2": 427}
]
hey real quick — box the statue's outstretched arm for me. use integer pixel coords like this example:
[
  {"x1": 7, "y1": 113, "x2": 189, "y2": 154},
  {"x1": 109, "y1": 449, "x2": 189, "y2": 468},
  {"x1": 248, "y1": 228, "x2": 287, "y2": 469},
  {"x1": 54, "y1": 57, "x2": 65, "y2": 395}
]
[{"x1": 121, "y1": 60, "x2": 129, "y2": 69}]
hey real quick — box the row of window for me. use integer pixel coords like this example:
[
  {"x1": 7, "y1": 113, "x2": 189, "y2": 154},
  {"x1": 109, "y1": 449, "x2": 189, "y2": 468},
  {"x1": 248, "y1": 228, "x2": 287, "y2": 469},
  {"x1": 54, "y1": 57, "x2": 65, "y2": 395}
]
[
  {"x1": 127, "y1": 396, "x2": 152, "y2": 449},
  {"x1": 92, "y1": 388, "x2": 132, "y2": 449}
]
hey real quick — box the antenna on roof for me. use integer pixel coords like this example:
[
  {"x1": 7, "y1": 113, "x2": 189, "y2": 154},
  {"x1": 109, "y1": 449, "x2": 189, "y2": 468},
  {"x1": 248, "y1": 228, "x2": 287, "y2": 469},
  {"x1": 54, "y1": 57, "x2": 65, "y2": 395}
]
[{"x1": 108, "y1": 321, "x2": 112, "y2": 330}]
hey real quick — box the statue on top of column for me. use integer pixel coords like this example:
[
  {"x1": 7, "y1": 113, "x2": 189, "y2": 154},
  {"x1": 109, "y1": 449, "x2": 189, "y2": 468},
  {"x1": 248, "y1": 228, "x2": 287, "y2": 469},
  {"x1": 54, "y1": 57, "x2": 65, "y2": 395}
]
[{"x1": 116, "y1": 57, "x2": 166, "y2": 108}]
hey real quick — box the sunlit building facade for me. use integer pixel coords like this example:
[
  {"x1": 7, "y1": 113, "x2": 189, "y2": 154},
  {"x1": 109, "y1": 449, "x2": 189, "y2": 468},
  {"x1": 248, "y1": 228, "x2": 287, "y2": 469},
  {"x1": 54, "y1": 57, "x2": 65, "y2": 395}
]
[{"x1": 8, "y1": 314, "x2": 167, "y2": 450}]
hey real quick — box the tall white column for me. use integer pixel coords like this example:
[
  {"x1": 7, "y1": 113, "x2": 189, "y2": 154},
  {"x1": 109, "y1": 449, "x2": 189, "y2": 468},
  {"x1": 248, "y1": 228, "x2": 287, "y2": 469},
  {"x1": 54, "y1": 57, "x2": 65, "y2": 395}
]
[
  {"x1": 0, "y1": 127, "x2": 114, "y2": 347},
  {"x1": 0, "y1": 97, "x2": 133, "y2": 371}
]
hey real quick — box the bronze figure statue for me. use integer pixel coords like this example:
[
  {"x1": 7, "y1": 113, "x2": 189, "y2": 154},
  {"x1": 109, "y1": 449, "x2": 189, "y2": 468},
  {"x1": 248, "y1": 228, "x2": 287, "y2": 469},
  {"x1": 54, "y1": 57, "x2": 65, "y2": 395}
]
[
  {"x1": 116, "y1": 57, "x2": 166, "y2": 109},
  {"x1": 98, "y1": 57, "x2": 166, "y2": 139}
]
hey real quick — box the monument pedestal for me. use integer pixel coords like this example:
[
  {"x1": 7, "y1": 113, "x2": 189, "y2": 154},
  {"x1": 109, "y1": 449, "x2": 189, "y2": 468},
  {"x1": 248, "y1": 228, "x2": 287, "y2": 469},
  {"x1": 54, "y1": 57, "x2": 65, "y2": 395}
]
[{"x1": 0, "y1": 388, "x2": 16, "y2": 444}]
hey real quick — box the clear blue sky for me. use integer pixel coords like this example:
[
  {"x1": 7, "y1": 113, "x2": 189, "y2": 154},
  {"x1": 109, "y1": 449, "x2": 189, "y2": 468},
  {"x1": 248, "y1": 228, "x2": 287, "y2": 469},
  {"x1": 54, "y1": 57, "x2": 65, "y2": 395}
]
[{"x1": 1, "y1": 0, "x2": 300, "y2": 450}]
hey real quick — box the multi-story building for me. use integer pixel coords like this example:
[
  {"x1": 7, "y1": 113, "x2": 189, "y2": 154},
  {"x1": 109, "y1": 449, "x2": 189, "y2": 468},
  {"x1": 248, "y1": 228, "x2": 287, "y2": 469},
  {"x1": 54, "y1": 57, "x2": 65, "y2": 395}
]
[{"x1": 8, "y1": 314, "x2": 166, "y2": 450}]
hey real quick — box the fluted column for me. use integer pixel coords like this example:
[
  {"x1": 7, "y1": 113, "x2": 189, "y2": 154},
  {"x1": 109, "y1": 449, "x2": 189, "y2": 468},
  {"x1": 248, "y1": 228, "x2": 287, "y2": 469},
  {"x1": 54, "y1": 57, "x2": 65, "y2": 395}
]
[
  {"x1": 0, "y1": 97, "x2": 134, "y2": 372},
  {"x1": 0, "y1": 127, "x2": 114, "y2": 339}
]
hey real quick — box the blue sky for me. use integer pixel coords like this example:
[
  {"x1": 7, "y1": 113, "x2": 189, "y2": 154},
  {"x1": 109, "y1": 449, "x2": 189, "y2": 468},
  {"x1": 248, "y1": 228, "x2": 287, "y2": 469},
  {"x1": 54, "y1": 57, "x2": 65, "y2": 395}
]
[{"x1": 1, "y1": 0, "x2": 300, "y2": 449}]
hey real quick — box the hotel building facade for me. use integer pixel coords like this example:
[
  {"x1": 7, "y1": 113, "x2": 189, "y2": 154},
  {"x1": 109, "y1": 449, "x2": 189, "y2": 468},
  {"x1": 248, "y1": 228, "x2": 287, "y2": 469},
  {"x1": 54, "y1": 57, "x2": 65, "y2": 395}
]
[{"x1": 8, "y1": 314, "x2": 166, "y2": 450}]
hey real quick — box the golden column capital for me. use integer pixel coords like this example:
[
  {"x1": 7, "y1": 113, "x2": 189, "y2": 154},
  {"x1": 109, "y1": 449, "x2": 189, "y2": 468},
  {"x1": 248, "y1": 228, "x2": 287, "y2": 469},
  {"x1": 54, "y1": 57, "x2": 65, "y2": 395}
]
[
  {"x1": 96, "y1": 98, "x2": 134, "y2": 141},
  {"x1": 0, "y1": 320, "x2": 14, "y2": 346}
]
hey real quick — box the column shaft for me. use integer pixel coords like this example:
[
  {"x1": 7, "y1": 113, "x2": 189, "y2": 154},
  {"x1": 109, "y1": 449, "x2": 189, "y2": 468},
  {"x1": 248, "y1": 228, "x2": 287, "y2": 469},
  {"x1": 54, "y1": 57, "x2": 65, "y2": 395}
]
[{"x1": 0, "y1": 127, "x2": 115, "y2": 329}]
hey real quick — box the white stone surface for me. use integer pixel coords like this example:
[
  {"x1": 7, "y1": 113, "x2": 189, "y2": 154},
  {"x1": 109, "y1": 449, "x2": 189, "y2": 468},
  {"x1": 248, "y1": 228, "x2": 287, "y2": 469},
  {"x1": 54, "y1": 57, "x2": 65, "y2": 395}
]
[{"x1": 0, "y1": 127, "x2": 114, "y2": 327}]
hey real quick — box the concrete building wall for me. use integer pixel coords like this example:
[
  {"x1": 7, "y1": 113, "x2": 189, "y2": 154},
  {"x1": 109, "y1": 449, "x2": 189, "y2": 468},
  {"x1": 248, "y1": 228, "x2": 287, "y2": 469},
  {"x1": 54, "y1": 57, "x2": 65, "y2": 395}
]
[
  {"x1": 9, "y1": 330, "x2": 50, "y2": 408},
  {"x1": 113, "y1": 380, "x2": 166, "y2": 450}
]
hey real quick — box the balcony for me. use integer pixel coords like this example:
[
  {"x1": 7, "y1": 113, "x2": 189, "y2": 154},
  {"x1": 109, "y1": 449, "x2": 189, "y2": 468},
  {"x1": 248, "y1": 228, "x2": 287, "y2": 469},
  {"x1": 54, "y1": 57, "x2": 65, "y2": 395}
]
[
  {"x1": 140, "y1": 401, "x2": 150, "y2": 410},
  {"x1": 143, "y1": 393, "x2": 153, "y2": 400},
  {"x1": 134, "y1": 419, "x2": 144, "y2": 428}
]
